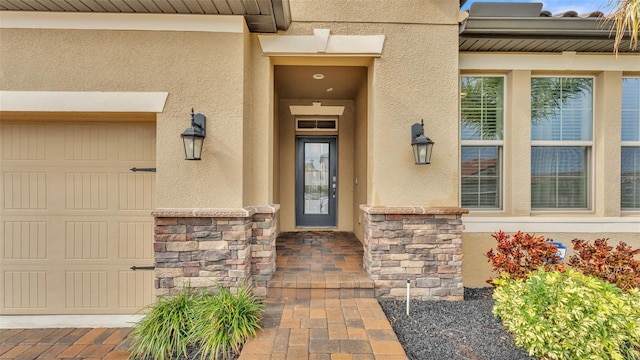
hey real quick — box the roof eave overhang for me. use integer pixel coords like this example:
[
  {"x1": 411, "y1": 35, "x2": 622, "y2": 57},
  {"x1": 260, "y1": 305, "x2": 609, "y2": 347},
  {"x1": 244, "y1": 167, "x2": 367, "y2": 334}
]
[{"x1": 460, "y1": 17, "x2": 613, "y2": 39}]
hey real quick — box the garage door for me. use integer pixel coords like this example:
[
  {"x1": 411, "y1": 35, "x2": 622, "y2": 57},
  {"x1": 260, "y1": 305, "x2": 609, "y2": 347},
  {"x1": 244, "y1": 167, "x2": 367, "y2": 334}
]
[{"x1": 1, "y1": 120, "x2": 156, "y2": 315}]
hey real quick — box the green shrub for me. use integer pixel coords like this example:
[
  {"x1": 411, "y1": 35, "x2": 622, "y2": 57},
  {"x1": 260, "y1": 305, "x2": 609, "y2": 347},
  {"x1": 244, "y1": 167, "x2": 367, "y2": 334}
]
[
  {"x1": 128, "y1": 286, "x2": 264, "y2": 360},
  {"x1": 486, "y1": 230, "x2": 565, "y2": 284},
  {"x1": 128, "y1": 286, "x2": 196, "y2": 360},
  {"x1": 493, "y1": 270, "x2": 640, "y2": 360},
  {"x1": 191, "y1": 286, "x2": 264, "y2": 360},
  {"x1": 568, "y1": 238, "x2": 640, "y2": 291}
]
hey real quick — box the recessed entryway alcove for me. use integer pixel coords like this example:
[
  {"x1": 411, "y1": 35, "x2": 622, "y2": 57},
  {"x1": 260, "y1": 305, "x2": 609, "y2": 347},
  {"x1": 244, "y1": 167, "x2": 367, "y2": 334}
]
[{"x1": 273, "y1": 64, "x2": 369, "y2": 238}]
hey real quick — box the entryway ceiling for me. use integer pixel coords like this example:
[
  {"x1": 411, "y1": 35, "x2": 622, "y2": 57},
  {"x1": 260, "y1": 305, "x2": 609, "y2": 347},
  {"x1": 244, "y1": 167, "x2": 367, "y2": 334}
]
[
  {"x1": 0, "y1": 0, "x2": 291, "y2": 33},
  {"x1": 275, "y1": 66, "x2": 367, "y2": 100}
]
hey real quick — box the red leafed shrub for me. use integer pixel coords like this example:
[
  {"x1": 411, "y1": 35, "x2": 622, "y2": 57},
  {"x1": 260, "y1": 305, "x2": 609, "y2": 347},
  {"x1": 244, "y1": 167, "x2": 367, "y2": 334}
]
[
  {"x1": 567, "y1": 238, "x2": 640, "y2": 291},
  {"x1": 486, "y1": 230, "x2": 565, "y2": 284}
]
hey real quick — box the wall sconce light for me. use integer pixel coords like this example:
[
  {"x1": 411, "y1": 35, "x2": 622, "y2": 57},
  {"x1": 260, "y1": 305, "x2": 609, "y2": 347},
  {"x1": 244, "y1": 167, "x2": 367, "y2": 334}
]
[
  {"x1": 181, "y1": 109, "x2": 206, "y2": 160},
  {"x1": 411, "y1": 119, "x2": 434, "y2": 165}
]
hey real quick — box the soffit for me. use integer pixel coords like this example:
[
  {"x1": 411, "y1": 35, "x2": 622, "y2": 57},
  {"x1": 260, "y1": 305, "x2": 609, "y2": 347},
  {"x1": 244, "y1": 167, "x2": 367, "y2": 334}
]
[
  {"x1": 459, "y1": 2, "x2": 638, "y2": 53},
  {"x1": 275, "y1": 66, "x2": 367, "y2": 100},
  {"x1": 0, "y1": 0, "x2": 291, "y2": 33}
]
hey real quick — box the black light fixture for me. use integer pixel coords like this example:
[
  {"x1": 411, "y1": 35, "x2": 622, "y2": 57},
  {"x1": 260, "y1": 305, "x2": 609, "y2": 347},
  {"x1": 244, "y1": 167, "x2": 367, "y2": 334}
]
[
  {"x1": 181, "y1": 109, "x2": 206, "y2": 160},
  {"x1": 411, "y1": 119, "x2": 434, "y2": 165}
]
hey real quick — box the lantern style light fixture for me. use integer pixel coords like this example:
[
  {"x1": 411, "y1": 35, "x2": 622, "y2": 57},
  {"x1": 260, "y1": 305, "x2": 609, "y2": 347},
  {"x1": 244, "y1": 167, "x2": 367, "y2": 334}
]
[
  {"x1": 411, "y1": 119, "x2": 434, "y2": 165},
  {"x1": 181, "y1": 109, "x2": 206, "y2": 160}
]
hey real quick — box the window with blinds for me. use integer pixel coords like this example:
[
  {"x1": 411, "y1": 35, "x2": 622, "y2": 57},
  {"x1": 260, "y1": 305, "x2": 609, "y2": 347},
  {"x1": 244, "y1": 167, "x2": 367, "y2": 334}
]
[
  {"x1": 531, "y1": 77, "x2": 593, "y2": 210},
  {"x1": 621, "y1": 77, "x2": 640, "y2": 210},
  {"x1": 460, "y1": 76, "x2": 504, "y2": 209}
]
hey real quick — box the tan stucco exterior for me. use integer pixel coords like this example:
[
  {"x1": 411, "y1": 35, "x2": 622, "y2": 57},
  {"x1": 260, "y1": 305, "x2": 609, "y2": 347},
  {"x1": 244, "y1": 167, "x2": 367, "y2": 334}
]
[
  {"x1": 0, "y1": 19, "x2": 251, "y2": 209},
  {"x1": 0, "y1": 0, "x2": 461, "y2": 219},
  {"x1": 1, "y1": 0, "x2": 639, "y2": 316},
  {"x1": 459, "y1": 56, "x2": 640, "y2": 287},
  {"x1": 464, "y1": 232, "x2": 640, "y2": 288}
]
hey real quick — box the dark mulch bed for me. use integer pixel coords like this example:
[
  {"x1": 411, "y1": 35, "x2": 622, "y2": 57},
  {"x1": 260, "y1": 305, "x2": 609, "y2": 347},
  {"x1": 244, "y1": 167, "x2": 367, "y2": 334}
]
[{"x1": 379, "y1": 287, "x2": 537, "y2": 360}]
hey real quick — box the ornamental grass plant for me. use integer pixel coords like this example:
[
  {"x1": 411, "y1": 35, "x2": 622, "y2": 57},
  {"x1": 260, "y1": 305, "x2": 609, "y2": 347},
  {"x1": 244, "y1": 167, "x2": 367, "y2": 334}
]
[
  {"x1": 128, "y1": 286, "x2": 264, "y2": 360},
  {"x1": 191, "y1": 286, "x2": 264, "y2": 360},
  {"x1": 128, "y1": 286, "x2": 196, "y2": 360}
]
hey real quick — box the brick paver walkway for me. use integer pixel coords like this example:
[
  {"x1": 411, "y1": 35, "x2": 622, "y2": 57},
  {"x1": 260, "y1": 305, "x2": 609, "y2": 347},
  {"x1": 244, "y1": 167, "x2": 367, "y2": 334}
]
[
  {"x1": 0, "y1": 328, "x2": 130, "y2": 359},
  {"x1": 1, "y1": 232, "x2": 407, "y2": 359},
  {"x1": 238, "y1": 232, "x2": 408, "y2": 359},
  {"x1": 238, "y1": 297, "x2": 407, "y2": 360}
]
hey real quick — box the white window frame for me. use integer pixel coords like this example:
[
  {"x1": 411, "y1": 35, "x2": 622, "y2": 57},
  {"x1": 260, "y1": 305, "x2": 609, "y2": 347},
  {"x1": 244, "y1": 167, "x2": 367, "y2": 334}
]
[
  {"x1": 295, "y1": 116, "x2": 339, "y2": 132},
  {"x1": 621, "y1": 76, "x2": 640, "y2": 212},
  {"x1": 459, "y1": 74, "x2": 506, "y2": 211},
  {"x1": 530, "y1": 75, "x2": 595, "y2": 212}
]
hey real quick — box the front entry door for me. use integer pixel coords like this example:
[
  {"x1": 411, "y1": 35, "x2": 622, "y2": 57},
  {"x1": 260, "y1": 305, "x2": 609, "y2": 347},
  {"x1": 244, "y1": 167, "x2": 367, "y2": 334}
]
[{"x1": 296, "y1": 136, "x2": 338, "y2": 227}]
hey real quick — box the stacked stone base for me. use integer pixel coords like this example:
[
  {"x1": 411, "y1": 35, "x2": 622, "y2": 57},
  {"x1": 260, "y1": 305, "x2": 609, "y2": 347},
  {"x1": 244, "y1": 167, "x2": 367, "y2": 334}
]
[
  {"x1": 152, "y1": 206, "x2": 278, "y2": 297},
  {"x1": 152, "y1": 204, "x2": 468, "y2": 301},
  {"x1": 360, "y1": 205, "x2": 468, "y2": 301}
]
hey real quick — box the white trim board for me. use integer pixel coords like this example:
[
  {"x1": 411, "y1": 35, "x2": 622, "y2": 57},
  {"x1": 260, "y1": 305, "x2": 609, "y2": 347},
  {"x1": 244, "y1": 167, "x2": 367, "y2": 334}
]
[
  {"x1": 0, "y1": 91, "x2": 168, "y2": 112},
  {"x1": 259, "y1": 29, "x2": 385, "y2": 56},
  {"x1": 0, "y1": 11, "x2": 245, "y2": 33},
  {"x1": 290, "y1": 102, "x2": 345, "y2": 116},
  {"x1": 460, "y1": 52, "x2": 640, "y2": 72},
  {"x1": 463, "y1": 216, "x2": 640, "y2": 233},
  {"x1": 0, "y1": 315, "x2": 143, "y2": 329}
]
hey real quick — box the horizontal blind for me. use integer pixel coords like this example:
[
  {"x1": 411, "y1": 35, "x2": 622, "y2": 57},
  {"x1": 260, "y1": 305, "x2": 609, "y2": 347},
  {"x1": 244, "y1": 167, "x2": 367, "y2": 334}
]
[
  {"x1": 531, "y1": 146, "x2": 588, "y2": 208},
  {"x1": 531, "y1": 77, "x2": 593, "y2": 141},
  {"x1": 461, "y1": 75, "x2": 504, "y2": 210},
  {"x1": 461, "y1": 146, "x2": 501, "y2": 208},
  {"x1": 622, "y1": 78, "x2": 640, "y2": 142},
  {"x1": 621, "y1": 78, "x2": 640, "y2": 209},
  {"x1": 461, "y1": 76, "x2": 504, "y2": 141},
  {"x1": 621, "y1": 147, "x2": 640, "y2": 208}
]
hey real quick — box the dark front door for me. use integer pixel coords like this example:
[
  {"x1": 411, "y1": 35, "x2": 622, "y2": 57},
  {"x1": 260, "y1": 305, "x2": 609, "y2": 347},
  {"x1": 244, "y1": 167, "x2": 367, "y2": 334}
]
[{"x1": 295, "y1": 136, "x2": 338, "y2": 227}]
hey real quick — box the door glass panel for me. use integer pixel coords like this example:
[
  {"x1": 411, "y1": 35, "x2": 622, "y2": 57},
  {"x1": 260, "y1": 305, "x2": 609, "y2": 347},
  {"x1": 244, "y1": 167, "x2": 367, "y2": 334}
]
[{"x1": 304, "y1": 142, "x2": 329, "y2": 214}]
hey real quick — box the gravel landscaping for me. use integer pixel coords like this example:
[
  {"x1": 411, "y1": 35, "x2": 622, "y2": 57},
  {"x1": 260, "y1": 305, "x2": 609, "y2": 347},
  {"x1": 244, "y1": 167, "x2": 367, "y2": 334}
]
[{"x1": 379, "y1": 288, "x2": 537, "y2": 360}]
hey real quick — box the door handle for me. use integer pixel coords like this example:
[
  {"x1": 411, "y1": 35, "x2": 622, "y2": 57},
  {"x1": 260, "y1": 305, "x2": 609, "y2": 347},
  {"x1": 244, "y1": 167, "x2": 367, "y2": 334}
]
[{"x1": 130, "y1": 265, "x2": 155, "y2": 271}]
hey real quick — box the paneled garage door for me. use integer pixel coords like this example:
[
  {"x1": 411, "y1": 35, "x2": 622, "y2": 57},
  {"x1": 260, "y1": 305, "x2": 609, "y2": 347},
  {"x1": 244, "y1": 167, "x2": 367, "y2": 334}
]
[{"x1": 1, "y1": 119, "x2": 156, "y2": 315}]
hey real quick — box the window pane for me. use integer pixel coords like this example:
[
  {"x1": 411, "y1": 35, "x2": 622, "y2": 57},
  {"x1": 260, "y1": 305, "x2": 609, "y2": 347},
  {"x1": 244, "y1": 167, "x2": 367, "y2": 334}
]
[
  {"x1": 461, "y1": 146, "x2": 501, "y2": 208},
  {"x1": 531, "y1": 146, "x2": 588, "y2": 209},
  {"x1": 303, "y1": 142, "x2": 329, "y2": 215},
  {"x1": 621, "y1": 78, "x2": 640, "y2": 209},
  {"x1": 531, "y1": 77, "x2": 593, "y2": 141},
  {"x1": 622, "y1": 147, "x2": 640, "y2": 209},
  {"x1": 622, "y1": 78, "x2": 640, "y2": 142},
  {"x1": 461, "y1": 77, "x2": 504, "y2": 140}
]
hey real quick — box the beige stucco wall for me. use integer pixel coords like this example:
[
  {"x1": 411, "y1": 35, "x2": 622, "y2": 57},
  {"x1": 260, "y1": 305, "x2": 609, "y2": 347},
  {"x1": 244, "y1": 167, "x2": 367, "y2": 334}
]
[
  {"x1": 4, "y1": 4, "x2": 636, "y2": 295},
  {"x1": 463, "y1": 232, "x2": 640, "y2": 288},
  {"x1": 0, "y1": 22, "x2": 250, "y2": 209},
  {"x1": 595, "y1": 71, "x2": 623, "y2": 216},
  {"x1": 460, "y1": 58, "x2": 640, "y2": 288},
  {"x1": 353, "y1": 70, "x2": 369, "y2": 242},
  {"x1": 368, "y1": 23, "x2": 459, "y2": 206},
  {"x1": 249, "y1": 35, "x2": 276, "y2": 207},
  {"x1": 285, "y1": 0, "x2": 461, "y2": 208},
  {"x1": 290, "y1": 0, "x2": 456, "y2": 25},
  {"x1": 460, "y1": 56, "x2": 639, "y2": 217}
]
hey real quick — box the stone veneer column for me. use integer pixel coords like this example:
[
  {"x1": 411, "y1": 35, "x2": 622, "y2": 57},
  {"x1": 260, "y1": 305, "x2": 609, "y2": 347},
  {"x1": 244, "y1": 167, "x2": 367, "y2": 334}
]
[
  {"x1": 360, "y1": 205, "x2": 469, "y2": 300},
  {"x1": 152, "y1": 206, "x2": 279, "y2": 297},
  {"x1": 248, "y1": 205, "x2": 279, "y2": 297}
]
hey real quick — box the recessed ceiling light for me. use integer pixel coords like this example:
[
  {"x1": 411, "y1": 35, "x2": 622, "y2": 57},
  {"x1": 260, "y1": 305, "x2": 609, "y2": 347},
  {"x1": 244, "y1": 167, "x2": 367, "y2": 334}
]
[
  {"x1": 312, "y1": 73, "x2": 325, "y2": 80},
  {"x1": 326, "y1": 88, "x2": 334, "y2": 92}
]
